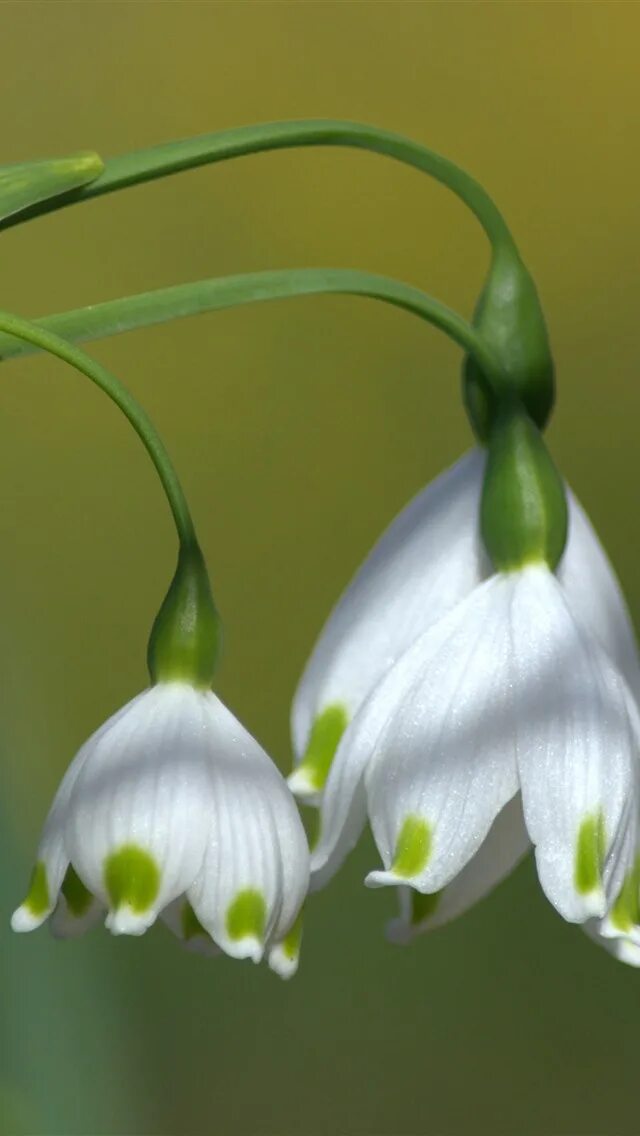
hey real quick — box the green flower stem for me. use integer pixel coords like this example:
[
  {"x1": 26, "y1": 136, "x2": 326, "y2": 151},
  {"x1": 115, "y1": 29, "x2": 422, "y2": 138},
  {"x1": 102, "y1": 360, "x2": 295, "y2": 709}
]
[
  {"x1": 0, "y1": 119, "x2": 516, "y2": 253},
  {"x1": 0, "y1": 268, "x2": 503, "y2": 389},
  {"x1": 0, "y1": 310, "x2": 195, "y2": 547}
]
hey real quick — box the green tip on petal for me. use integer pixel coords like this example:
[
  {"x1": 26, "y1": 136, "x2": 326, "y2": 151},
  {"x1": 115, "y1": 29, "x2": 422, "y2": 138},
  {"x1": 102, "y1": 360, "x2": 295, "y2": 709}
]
[
  {"x1": 61, "y1": 865, "x2": 93, "y2": 918},
  {"x1": 281, "y1": 912, "x2": 304, "y2": 961},
  {"x1": 392, "y1": 816, "x2": 432, "y2": 878},
  {"x1": 268, "y1": 912, "x2": 304, "y2": 979},
  {"x1": 295, "y1": 704, "x2": 349, "y2": 793},
  {"x1": 104, "y1": 845, "x2": 160, "y2": 914},
  {"x1": 609, "y1": 856, "x2": 640, "y2": 934},
  {"x1": 23, "y1": 860, "x2": 50, "y2": 917},
  {"x1": 226, "y1": 888, "x2": 266, "y2": 943},
  {"x1": 574, "y1": 811, "x2": 606, "y2": 897}
]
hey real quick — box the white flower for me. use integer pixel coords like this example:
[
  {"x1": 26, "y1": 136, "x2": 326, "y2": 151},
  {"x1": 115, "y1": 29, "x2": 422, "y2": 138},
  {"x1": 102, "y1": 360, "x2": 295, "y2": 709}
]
[
  {"x1": 12, "y1": 682, "x2": 309, "y2": 977},
  {"x1": 291, "y1": 451, "x2": 640, "y2": 803},
  {"x1": 310, "y1": 562, "x2": 638, "y2": 935},
  {"x1": 291, "y1": 448, "x2": 640, "y2": 961}
]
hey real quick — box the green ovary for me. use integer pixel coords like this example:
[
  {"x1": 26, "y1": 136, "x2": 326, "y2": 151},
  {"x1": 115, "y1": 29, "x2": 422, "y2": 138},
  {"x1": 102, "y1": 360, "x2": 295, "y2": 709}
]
[
  {"x1": 298, "y1": 704, "x2": 349, "y2": 791},
  {"x1": 24, "y1": 861, "x2": 50, "y2": 916},
  {"x1": 574, "y1": 812, "x2": 606, "y2": 895},
  {"x1": 104, "y1": 845, "x2": 160, "y2": 913},
  {"x1": 280, "y1": 912, "x2": 304, "y2": 960},
  {"x1": 226, "y1": 889, "x2": 266, "y2": 942},
  {"x1": 61, "y1": 865, "x2": 93, "y2": 917},
  {"x1": 392, "y1": 816, "x2": 432, "y2": 878}
]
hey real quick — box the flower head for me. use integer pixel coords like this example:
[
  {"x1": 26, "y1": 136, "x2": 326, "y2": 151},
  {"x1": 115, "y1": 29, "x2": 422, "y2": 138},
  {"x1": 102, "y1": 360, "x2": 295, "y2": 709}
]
[
  {"x1": 13, "y1": 682, "x2": 309, "y2": 975},
  {"x1": 293, "y1": 406, "x2": 640, "y2": 964}
]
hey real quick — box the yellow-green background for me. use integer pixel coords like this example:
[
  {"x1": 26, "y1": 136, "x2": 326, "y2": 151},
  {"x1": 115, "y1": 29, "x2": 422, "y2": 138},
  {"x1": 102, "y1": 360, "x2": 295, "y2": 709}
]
[{"x1": 1, "y1": 3, "x2": 639, "y2": 1134}]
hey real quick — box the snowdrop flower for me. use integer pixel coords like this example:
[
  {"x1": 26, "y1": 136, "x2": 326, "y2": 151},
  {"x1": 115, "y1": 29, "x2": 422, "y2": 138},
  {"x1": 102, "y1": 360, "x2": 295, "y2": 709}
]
[
  {"x1": 296, "y1": 403, "x2": 640, "y2": 963},
  {"x1": 13, "y1": 542, "x2": 309, "y2": 977}
]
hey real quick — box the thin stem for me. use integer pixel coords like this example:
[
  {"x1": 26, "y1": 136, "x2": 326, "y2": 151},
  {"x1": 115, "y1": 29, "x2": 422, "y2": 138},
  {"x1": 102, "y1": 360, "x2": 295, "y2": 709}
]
[
  {"x1": 0, "y1": 119, "x2": 516, "y2": 253},
  {"x1": 0, "y1": 268, "x2": 503, "y2": 387},
  {"x1": 0, "y1": 310, "x2": 195, "y2": 546}
]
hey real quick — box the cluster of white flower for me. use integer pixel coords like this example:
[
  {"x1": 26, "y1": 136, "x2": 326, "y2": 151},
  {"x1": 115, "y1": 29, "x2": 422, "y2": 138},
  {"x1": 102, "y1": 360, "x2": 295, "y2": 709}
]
[
  {"x1": 10, "y1": 127, "x2": 639, "y2": 977},
  {"x1": 13, "y1": 424, "x2": 640, "y2": 974}
]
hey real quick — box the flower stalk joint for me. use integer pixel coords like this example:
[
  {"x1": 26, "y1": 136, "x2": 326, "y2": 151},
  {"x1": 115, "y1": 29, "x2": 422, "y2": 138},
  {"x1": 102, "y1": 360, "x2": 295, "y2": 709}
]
[
  {"x1": 480, "y1": 400, "x2": 568, "y2": 572},
  {"x1": 463, "y1": 246, "x2": 555, "y2": 441},
  {"x1": 147, "y1": 540, "x2": 222, "y2": 689}
]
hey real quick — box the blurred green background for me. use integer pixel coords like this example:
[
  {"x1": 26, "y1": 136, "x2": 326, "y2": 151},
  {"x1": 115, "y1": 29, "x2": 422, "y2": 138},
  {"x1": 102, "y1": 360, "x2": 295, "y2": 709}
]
[{"x1": 1, "y1": 3, "x2": 640, "y2": 1134}]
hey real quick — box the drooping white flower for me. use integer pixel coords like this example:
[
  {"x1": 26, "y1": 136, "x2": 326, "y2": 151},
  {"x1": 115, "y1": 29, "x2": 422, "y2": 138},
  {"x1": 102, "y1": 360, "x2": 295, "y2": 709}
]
[
  {"x1": 294, "y1": 403, "x2": 640, "y2": 963},
  {"x1": 311, "y1": 562, "x2": 638, "y2": 931},
  {"x1": 291, "y1": 449, "x2": 640, "y2": 807},
  {"x1": 12, "y1": 682, "x2": 309, "y2": 977}
]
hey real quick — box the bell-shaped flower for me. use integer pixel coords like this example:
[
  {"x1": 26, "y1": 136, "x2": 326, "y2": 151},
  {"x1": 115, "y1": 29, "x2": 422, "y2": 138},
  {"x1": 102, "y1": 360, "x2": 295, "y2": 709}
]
[
  {"x1": 12, "y1": 683, "x2": 309, "y2": 975},
  {"x1": 290, "y1": 450, "x2": 640, "y2": 808},
  {"x1": 13, "y1": 543, "x2": 309, "y2": 977},
  {"x1": 303, "y1": 407, "x2": 640, "y2": 962}
]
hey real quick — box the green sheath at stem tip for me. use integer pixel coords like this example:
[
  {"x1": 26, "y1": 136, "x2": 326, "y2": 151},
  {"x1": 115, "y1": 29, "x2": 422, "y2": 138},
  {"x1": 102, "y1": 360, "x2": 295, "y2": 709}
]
[{"x1": 0, "y1": 151, "x2": 104, "y2": 223}]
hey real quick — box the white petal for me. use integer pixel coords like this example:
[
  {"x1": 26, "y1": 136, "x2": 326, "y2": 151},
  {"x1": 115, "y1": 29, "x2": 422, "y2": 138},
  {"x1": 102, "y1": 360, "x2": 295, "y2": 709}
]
[
  {"x1": 64, "y1": 684, "x2": 215, "y2": 934},
  {"x1": 387, "y1": 795, "x2": 530, "y2": 943},
  {"x1": 267, "y1": 912, "x2": 304, "y2": 980},
  {"x1": 559, "y1": 491, "x2": 640, "y2": 698},
  {"x1": 308, "y1": 646, "x2": 420, "y2": 891},
  {"x1": 582, "y1": 920, "x2": 640, "y2": 967},
  {"x1": 290, "y1": 450, "x2": 489, "y2": 793},
  {"x1": 9, "y1": 706, "x2": 123, "y2": 933},
  {"x1": 512, "y1": 566, "x2": 638, "y2": 923},
  {"x1": 362, "y1": 574, "x2": 519, "y2": 893},
  {"x1": 187, "y1": 694, "x2": 309, "y2": 962}
]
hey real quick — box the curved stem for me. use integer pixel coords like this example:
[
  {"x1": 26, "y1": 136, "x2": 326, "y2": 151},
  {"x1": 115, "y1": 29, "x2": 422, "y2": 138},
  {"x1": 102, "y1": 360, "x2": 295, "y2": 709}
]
[
  {"x1": 0, "y1": 310, "x2": 195, "y2": 546},
  {"x1": 0, "y1": 120, "x2": 516, "y2": 253},
  {"x1": 0, "y1": 268, "x2": 503, "y2": 387}
]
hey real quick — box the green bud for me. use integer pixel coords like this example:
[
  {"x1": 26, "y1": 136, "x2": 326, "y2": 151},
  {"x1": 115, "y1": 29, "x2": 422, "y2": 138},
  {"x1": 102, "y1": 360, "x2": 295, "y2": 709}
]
[
  {"x1": 147, "y1": 540, "x2": 222, "y2": 689},
  {"x1": 480, "y1": 401, "x2": 568, "y2": 572},
  {"x1": 463, "y1": 246, "x2": 554, "y2": 442}
]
